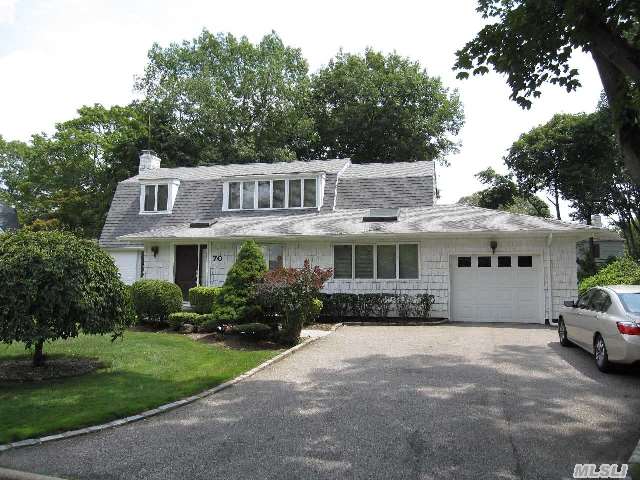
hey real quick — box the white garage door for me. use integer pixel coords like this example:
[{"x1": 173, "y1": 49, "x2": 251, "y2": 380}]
[{"x1": 450, "y1": 254, "x2": 543, "y2": 323}]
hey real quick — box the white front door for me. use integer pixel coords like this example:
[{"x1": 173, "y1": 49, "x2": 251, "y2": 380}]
[{"x1": 450, "y1": 254, "x2": 544, "y2": 323}]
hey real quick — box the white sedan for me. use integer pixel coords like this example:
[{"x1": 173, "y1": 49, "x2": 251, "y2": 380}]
[{"x1": 558, "y1": 285, "x2": 640, "y2": 372}]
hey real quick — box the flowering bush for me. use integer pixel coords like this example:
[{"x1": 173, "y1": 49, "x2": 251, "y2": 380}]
[{"x1": 256, "y1": 260, "x2": 333, "y2": 345}]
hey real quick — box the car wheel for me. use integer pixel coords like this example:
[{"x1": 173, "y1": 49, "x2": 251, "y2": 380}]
[
  {"x1": 594, "y1": 334, "x2": 612, "y2": 373},
  {"x1": 558, "y1": 319, "x2": 572, "y2": 347}
]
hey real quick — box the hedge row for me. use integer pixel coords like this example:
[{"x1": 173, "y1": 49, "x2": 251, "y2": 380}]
[{"x1": 319, "y1": 293, "x2": 435, "y2": 320}]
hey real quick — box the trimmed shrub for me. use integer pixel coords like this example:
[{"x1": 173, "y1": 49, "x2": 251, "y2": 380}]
[
  {"x1": 188, "y1": 286, "x2": 220, "y2": 314},
  {"x1": 227, "y1": 323, "x2": 272, "y2": 340},
  {"x1": 320, "y1": 293, "x2": 356, "y2": 319},
  {"x1": 0, "y1": 230, "x2": 135, "y2": 366},
  {"x1": 415, "y1": 293, "x2": 436, "y2": 319},
  {"x1": 131, "y1": 279, "x2": 183, "y2": 324},
  {"x1": 199, "y1": 315, "x2": 222, "y2": 333},
  {"x1": 579, "y1": 256, "x2": 640, "y2": 294},
  {"x1": 394, "y1": 294, "x2": 416, "y2": 319},
  {"x1": 168, "y1": 312, "x2": 202, "y2": 330},
  {"x1": 211, "y1": 240, "x2": 267, "y2": 323}
]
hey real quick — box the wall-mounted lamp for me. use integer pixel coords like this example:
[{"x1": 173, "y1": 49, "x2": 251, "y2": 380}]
[
  {"x1": 151, "y1": 246, "x2": 159, "y2": 258},
  {"x1": 490, "y1": 240, "x2": 498, "y2": 254}
]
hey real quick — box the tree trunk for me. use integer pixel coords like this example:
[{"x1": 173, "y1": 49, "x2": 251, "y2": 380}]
[
  {"x1": 592, "y1": 51, "x2": 640, "y2": 184},
  {"x1": 33, "y1": 339, "x2": 45, "y2": 367},
  {"x1": 553, "y1": 187, "x2": 561, "y2": 220}
]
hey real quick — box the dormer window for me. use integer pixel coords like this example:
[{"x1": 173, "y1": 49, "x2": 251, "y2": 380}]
[
  {"x1": 140, "y1": 179, "x2": 180, "y2": 214},
  {"x1": 224, "y1": 175, "x2": 323, "y2": 211},
  {"x1": 144, "y1": 184, "x2": 168, "y2": 212}
]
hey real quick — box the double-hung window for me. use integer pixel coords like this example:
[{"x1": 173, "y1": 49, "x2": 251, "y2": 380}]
[
  {"x1": 143, "y1": 184, "x2": 169, "y2": 212},
  {"x1": 333, "y1": 244, "x2": 419, "y2": 280}
]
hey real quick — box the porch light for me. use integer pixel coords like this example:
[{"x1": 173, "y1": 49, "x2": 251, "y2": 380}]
[
  {"x1": 490, "y1": 240, "x2": 498, "y2": 254},
  {"x1": 151, "y1": 246, "x2": 159, "y2": 258}
]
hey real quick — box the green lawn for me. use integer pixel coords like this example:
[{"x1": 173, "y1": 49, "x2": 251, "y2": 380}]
[{"x1": 0, "y1": 332, "x2": 279, "y2": 444}]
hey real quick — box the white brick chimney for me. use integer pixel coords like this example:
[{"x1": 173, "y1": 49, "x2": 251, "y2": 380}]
[
  {"x1": 139, "y1": 150, "x2": 161, "y2": 174},
  {"x1": 591, "y1": 214, "x2": 602, "y2": 227}
]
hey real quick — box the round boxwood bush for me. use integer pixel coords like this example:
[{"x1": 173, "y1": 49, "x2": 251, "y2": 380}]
[
  {"x1": 131, "y1": 279, "x2": 183, "y2": 324},
  {"x1": 0, "y1": 230, "x2": 135, "y2": 366}
]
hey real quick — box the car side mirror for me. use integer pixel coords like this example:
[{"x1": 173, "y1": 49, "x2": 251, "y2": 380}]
[{"x1": 564, "y1": 300, "x2": 576, "y2": 308}]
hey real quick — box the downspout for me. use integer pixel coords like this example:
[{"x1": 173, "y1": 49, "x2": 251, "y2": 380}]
[{"x1": 545, "y1": 233, "x2": 553, "y2": 324}]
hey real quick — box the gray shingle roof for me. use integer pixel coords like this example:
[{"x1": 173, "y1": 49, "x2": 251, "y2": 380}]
[
  {"x1": 128, "y1": 158, "x2": 350, "y2": 182},
  {"x1": 341, "y1": 161, "x2": 434, "y2": 178},
  {"x1": 335, "y1": 177, "x2": 434, "y2": 209},
  {"x1": 0, "y1": 202, "x2": 18, "y2": 231},
  {"x1": 120, "y1": 204, "x2": 615, "y2": 241}
]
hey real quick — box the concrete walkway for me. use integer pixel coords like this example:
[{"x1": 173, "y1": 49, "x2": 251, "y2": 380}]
[{"x1": 2, "y1": 325, "x2": 640, "y2": 479}]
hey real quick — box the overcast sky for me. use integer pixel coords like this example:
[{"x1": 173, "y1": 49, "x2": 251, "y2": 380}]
[{"x1": 0, "y1": 0, "x2": 604, "y2": 218}]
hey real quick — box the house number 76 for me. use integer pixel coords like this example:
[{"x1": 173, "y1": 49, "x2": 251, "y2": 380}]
[{"x1": 211, "y1": 255, "x2": 223, "y2": 261}]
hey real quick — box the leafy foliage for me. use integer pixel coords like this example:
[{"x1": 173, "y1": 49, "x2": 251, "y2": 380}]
[
  {"x1": 320, "y1": 292, "x2": 436, "y2": 320},
  {"x1": 579, "y1": 257, "x2": 640, "y2": 294},
  {"x1": 130, "y1": 279, "x2": 183, "y2": 324},
  {"x1": 136, "y1": 30, "x2": 314, "y2": 163},
  {"x1": 211, "y1": 241, "x2": 267, "y2": 324},
  {"x1": 310, "y1": 49, "x2": 464, "y2": 162},
  {"x1": 458, "y1": 167, "x2": 550, "y2": 218},
  {"x1": 0, "y1": 230, "x2": 134, "y2": 365},
  {"x1": 167, "y1": 312, "x2": 219, "y2": 332},
  {"x1": 256, "y1": 260, "x2": 333, "y2": 345},
  {"x1": 188, "y1": 286, "x2": 220, "y2": 314},
  {"x1": 505, "y1": 107, "x2": 640, "y2": 259},
  {"x1": 0, "y1": 105, "x2": 147, "y2": 238},
  {"x1": 167, "y1": 312, "x2": 203, "y2": 330},
  {"x1": 454, "y1": 0, "x2": 640, "y2": 182}
]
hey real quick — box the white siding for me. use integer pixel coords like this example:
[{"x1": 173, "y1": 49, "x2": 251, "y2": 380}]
[
  {"x1": 142, "y1": 243, "x2": 172, "y2": 281},
  {"x1": 108, "y1": 250, "x2": 140, "y2": 285},
  {"x1": 137, "y1": 235, "x2": 579, "y2": 322}
]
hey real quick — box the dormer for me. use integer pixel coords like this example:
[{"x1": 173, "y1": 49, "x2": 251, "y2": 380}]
[
  {"x1": 222, "y1": 173, "x2": 326, "y2": 211},
  {"x1": 137, "y1": 151, "x2": 180, "y2": 215}
]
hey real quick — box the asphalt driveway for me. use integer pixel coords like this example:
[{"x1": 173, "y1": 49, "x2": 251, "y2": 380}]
[{"x1": 2, "y1": 324, "x2": 640, "y2": 480}]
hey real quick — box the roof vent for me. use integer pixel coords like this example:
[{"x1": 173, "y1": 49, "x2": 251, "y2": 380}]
[
  {"x1": 363, "y1": 208, "x2": 399, "y2": 222},
  {"x1": 189, "y1": 219, "x2": 217, "y2": 228}
]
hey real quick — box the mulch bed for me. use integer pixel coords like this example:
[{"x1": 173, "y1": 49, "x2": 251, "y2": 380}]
[{"x1": 0, "y1": 357, "x2": 107, "y2": 383}]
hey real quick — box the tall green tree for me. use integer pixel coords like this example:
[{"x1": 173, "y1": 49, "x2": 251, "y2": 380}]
[
  {"x1": 0, "y1": 104, "x2": 147, "y2": 238},
  {"x1": 506, "y1": 109, "x2": 640, "y2": 258},
  {"x1": 136, "y1": 30, "x2": 315, "y2": 164},
  {"x1": 454, "y1": 0, "x2": 640, "y2": 183},
  {"x1": 310, "y1": 49, "x2": 464, "y2": 162},
  {"x1": 458, "y1": 167, "x2": 551, "y2": 217},
  {"x1": 505, "y1": 113, "x2": 615, "y2": 221}
]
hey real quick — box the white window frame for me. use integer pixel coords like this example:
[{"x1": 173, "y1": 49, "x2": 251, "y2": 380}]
[
  {"x1": 332, "y1": 243, "x2": 420, "y2": 280},
  {"x1": 139, "y1": 179, "x2": 180, "y2": 215},
  {"x1": 222, "y1": 174, "x2": 324, "y2": 211}
]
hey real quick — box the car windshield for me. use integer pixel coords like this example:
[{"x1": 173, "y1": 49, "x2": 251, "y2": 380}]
[{"x1": 618, "y1": 293, "x2": 640, "y2": 314}]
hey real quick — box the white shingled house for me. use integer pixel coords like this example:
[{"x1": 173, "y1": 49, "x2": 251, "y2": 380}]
[{"x1": 99, "y1": 151, "x2": 618, "y2": 324}]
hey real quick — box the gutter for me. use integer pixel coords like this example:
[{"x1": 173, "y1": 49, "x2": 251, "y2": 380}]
[
  {"x1": 119, "y1": 229, "x2": 603, "y2": 243},
  {"x1": 545, "y1": 233, "x2": 554, "y2": 323}
]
